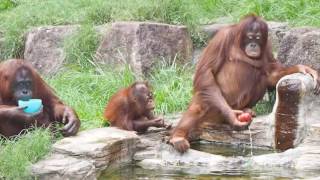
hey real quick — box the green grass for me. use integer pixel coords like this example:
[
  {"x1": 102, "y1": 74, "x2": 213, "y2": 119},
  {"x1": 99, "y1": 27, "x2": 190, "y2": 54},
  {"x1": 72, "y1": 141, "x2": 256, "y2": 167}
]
[
  {"x1": 149, "y1": 62, "x2": 193, "y2": 114},
  {"x1": 2, "y1": 0, "x2": 320, "y2": 59},
  {"x1": 0, "y1": 64, "x2": 193, "y2": 179},
  {"x1": 47, "y1": 67, "x2": 137, "y2": 130},
  {"x1": 0, "y1": 128, "x2": 52, "y2": 179},
  {"x1": 47, "y1": 62, "x2": 193, "y2": 130},
  {"x1": 0, "y1": 0, "x2": 17, "y2": 11},
  {"x1": 1, "y1": 0, "x2": 320, "y2": 179},
  {"x1": 63, "y1": 24, "x2": 100, "y2": 70}
]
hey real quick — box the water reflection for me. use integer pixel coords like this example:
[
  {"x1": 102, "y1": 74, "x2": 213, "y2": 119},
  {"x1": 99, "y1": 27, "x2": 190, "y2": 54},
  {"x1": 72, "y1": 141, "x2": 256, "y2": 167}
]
[
  {"x1": 100, "y1": 164, "x2": 298, "y2": 179},
  {"x1": 99, "y1": 142, "x2": 318, "y2": 179},
  {"x1": 190, "y1": 141, "x2": 274, "y2": 157},
  {"x1": 102, "y1": 164, "x2": 240, "y2": 179}
]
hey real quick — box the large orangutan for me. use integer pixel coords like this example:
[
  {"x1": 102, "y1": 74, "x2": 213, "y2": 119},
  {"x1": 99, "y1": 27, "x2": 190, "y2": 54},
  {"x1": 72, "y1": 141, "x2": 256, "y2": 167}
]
[
  {"x1": 169, "y1": 14, "x2": 320, "y2": 153},
  {"x1": 0, "y1": 59, "x2": 80, "y2": 137},
  {"x1": 104, "y1": 82, "x2": 171, "y2": 133}
]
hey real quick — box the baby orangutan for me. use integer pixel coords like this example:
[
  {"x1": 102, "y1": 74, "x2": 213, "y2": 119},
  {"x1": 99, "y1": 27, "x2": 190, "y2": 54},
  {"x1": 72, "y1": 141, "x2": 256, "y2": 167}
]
[{"x1": 104, "y1": 82, "x2": 171, "y2": 133}]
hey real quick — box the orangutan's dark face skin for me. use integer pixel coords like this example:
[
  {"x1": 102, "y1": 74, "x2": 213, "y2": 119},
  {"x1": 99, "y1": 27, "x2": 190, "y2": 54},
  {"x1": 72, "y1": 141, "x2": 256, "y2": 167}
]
[
  {"x1": 133, "y1": 83, "x2": 155, "y2": 111},
  {"x1": 12, "y1": 67, "x2": 33, "y2": 102},
  {"x1": 242, "y1": 22, "x2": 264, "y2": 59}
]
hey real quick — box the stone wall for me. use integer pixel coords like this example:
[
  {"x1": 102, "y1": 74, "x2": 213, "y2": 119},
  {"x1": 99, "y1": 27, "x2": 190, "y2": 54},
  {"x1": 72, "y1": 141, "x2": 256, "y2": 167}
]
[
  {"x1": 5, "y1": 20, "x2": 320, "y2": 79},
  {"x1": 277, "y1": 28, "x2": 320, "y2": 71},
  {"x1": 24, "y1": 26, "x2": 79, "y2": 76},
  {"x1": 95, "y1": 22, "x2": 193, "y2": 77}
]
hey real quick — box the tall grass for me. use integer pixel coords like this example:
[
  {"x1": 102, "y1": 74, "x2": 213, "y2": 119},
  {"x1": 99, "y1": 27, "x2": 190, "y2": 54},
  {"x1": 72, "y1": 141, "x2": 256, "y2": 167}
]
[
  {"x1": 1, "y1": 0, "x2": 320, "y2": 59},
  {"x1": 63, "y1": 24, "x2": 100, "y2": 69},
  {"x1": 47, "y1": 67, "x2": 136, "y2": 129},
  {"x1": 0, "y1": 128, "x2": 52, "y2": 179},
  {"x1": 150, "y1": 61, "x2": 193, "y2": 114}
]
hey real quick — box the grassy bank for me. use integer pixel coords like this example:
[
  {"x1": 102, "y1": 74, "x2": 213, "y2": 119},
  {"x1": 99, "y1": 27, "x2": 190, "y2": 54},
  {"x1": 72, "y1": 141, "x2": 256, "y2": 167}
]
[
  {"x1": 0, "y1": 63, "x2": 193, "y2": 179},
  {"x1": 0, "y1": 129, "x2": 52, "y2": 179},
  {"x1": 47, "y1": 63, "x2": 193, "y2": 130},
  {"x1": 1, "y1": 0, "x2": 320, "y2": 59},
  {"x1": 1, "y1": 0, "x2": 319, "y2": 179}
]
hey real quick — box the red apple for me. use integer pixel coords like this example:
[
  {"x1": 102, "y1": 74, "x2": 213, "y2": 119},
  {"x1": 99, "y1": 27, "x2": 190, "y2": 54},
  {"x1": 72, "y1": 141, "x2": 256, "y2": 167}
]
[{"x1": 238, "y1": 112, "x2": 252, "y2": 122}]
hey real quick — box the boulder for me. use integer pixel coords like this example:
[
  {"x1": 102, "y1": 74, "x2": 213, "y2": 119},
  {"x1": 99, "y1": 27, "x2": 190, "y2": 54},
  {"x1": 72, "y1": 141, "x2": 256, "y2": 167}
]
[
  {"x1": 192, "y1": 48, "x2": 204, "y2": 64},
  {"x1": 31, "y1": 154, "x2": 96, "y2": 180},
  {"x1": 31, "y1": 127, "x2": 140, "y2": 179},
  {"x1": 274, "y1": 73, "x2": 320, "y2": 150},
  {"x1": 24, "y1": 25, "x2": 79, "y2": 76},
  {"x1": 277, "y1": 27, "x2": 320, "y2": 71},
  {"x1": 268, "y1": 21, "x2": 289, "y2": 52},
  {"x1": 95, "y1": 22, "x2": 193, "y2": 77},
  {"x1": 53, "y1": 127, "x2": 139, "y2": 169},
  {"x1": 94, "y1": 24, "x2": 109, "y2": 41},
  {"x1": 136, "y1": 144, "x2": 236, "y2": 175},
  {"x1": 201, "y1": 23, "x2": 229, "y2": 40}
]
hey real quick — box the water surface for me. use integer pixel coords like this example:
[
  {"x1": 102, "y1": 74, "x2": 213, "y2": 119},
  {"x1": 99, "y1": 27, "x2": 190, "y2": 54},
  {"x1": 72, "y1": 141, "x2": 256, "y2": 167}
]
[{"x1": 99, "y1": 142, "x2": 318, "y2": 179}]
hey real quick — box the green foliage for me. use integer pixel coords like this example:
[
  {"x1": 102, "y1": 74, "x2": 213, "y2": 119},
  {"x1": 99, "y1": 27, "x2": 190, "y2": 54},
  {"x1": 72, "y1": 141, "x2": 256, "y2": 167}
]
[
  {"x1": 64, "y1": 25, "x2": 99, "y2": 69},
  {"x1": 1, "y1": 0, "x2": 320, "y2": 58},
  {"x1": 254, "y1": 90, "x2": 276, "y2": 115},
  {"x1": 0, "y1": 0, "x2": 17, "y2": 12},
  {"x1": 0, "y1": 128, "x2": 52, "y2": 179},
  {"x1": 46, "y1": 66, "x2": 136, "y2": 129},
  {"x1": 149, "y1": 61, "x2": 193, "y2": 115}
]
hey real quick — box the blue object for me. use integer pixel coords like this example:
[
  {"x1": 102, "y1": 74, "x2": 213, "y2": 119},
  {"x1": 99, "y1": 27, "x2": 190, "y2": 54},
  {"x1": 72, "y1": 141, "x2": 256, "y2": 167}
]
[{"x1": 18, "y1": 99, "x2": 43, "y2": 114}]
